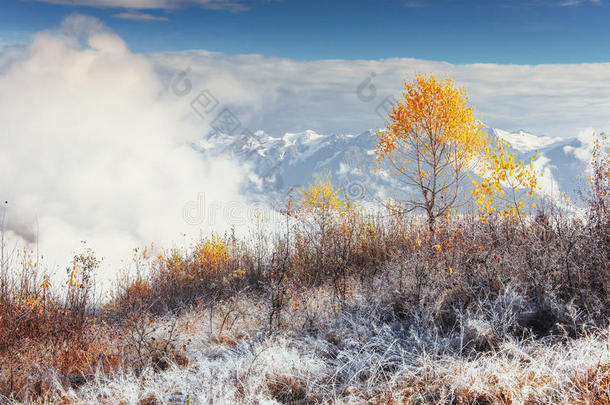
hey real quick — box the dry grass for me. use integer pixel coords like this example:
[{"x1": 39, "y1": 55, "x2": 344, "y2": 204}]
[
  {"x1": 0, "y1": 165, "x2": 608, "y2": 403},
  {"x1": 17, "y1": 284, "x2": 607, "y2": 404}
]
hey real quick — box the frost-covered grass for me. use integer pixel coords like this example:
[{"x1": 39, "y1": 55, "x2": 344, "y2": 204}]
[
  {"x1": 1, "y1": 196, "x2": 609, "y2": 403},
  {"x1": 16, "y1": 281, "x2": 608, "y2": 405}
]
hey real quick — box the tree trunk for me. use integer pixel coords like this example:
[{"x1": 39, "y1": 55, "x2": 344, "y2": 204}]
[{"x1": 428, "y1": 214, "x2": 436, "y2": 234}]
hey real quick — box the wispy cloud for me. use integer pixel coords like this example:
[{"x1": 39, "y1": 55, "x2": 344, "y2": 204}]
[
  {"x1": 27, "y1": 0, "x2": 255, "y2": 12},
  {"x1": 403, "y1": 0, "x2": 602, "y2": 8},
  {"x1": 112, "y1": 11, "x2": 170, "y2": 21},
  {"x1": 557, "y1": 0, "x2": 601, "y2": 5}
]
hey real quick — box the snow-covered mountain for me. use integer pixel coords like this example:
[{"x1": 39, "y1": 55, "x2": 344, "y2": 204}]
[{"x1": 194, "y1": 128, "x2": 593, "y2": 206}]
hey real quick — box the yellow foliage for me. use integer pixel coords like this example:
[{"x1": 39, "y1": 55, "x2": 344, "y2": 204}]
[
  {"x1": 589, "y1": 132, "x2": 610, "y2": 197},
  {"x1": 194, "y1": 237, "x2": 228, "y2": 269},
  {"x1": 376, "y1": 73, "x2": 485, "y2": 166},
  {"x1": 471, "y1": 137, "x2": 540, "y2": 220},
  {"x1": 300, "y1": 174, "x2": 348, "y2": 213},
  {"x1": 168, "y1": 249, "x2": 185, "y2": 267},
  {"x1": 233, "y1": 269, "x2": 247, "y2": 278},
  {"x1": 375, "y1": 73, "x2": 486, "y2": 229},
  {"x1": 154, "y1": 248, "x2": 186, "y2": 277}
]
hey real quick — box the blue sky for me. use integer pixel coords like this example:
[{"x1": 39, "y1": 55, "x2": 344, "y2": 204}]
[{"x1": 0, "y1": 0, "x2": 608, "y2": 63}]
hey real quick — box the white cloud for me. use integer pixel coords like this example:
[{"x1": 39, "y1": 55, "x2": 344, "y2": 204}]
[
  {"x1": 558, "y1": 0, "x2": 601, "y2": 6},
  {"x1": 28, "y1": 0, "x2": 253, "y2": 12},
  {"x1": 112, "y1": 11, "x2": 170, "y2": 21},
  {"x1": 0, "y1": 15, "x2": 247, "y2": 285},
  {"x1": 566, "y1": 127, "x2": 609, "y2": 165},
  {"x1": 148, "y1": 52, "x2": 610, "y2": 140},
  {"x1": 532, "y1": 155, "x2": 563, "y2": 198}
]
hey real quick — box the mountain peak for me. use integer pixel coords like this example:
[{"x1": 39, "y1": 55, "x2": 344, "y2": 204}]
[
  {"x1": 492, "y1": 128, "x2": 565, "y2": 152},
  {"x1": 197, "y1": 127, "x2": 586, "y2": 203}
]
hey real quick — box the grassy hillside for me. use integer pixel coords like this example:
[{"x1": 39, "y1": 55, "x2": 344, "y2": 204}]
[{"x1": 0, "y1": 181, "x2": 609, "y2": 404}]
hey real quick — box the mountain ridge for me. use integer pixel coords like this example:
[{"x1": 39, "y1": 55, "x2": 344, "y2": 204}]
[{"x1": 195, "y1": 128, "x2": 591, "y2": 205}]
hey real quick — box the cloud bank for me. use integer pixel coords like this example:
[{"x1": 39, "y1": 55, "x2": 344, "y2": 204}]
[
  {"x1": 149, "y1": 51, "x2": 610, "y2": 140},
  {"x1": 29, "y1": 0, "x2": 256, "y2": 12},
  {"x1": 0, "y1": 15, "x2": 247, "y2": 283},
  {"x1": 558, "y1": 0, "x2": 601, "y2": 6},
  {"x1": 112, "y1": 12, "x2": 170, "y2": 21}
]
